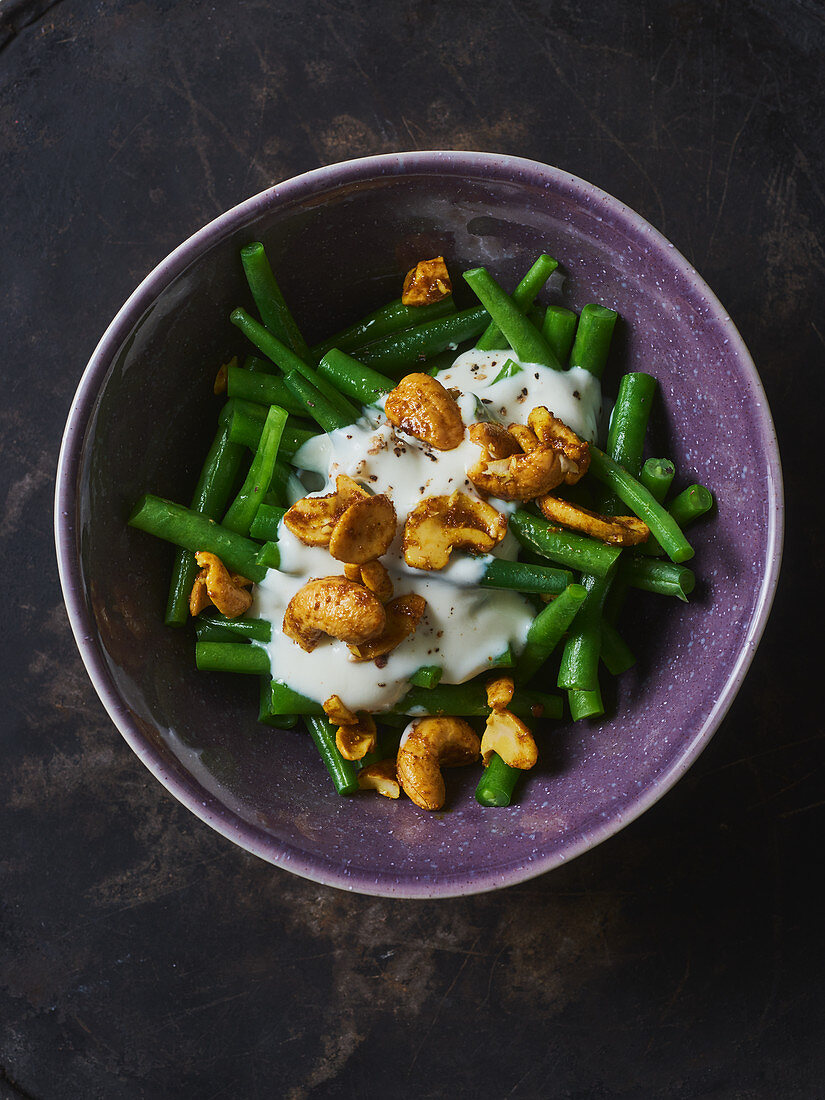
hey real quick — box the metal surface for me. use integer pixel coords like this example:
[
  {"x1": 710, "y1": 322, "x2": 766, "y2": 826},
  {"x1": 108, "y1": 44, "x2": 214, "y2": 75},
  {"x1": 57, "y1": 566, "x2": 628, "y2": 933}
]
[{"x1": 1, "y1": 0, "x2": 820, "y2": 1095}]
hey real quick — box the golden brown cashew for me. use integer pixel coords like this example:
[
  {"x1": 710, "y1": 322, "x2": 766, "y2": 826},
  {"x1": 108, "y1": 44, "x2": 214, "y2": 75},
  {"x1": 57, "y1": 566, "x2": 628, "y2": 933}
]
[
  {"x1": 401, "y1": 257, "x2": 452, "y2": 306},
  {"x1": 323, "y1": 694, "x2": 358, "y2": 726},
  {"x1": 384, "y1": 373, "x2": 465, "y2": 451},
  {"x1": 357, "y1": 759, "x2": 401, "y2": 799},
  {"x1": 282, "y1": 576, "x2": 386, "y2": 653},
  {"x1": 396, "y1": 717, "x2": 481, "y2": 811},
  {"x1": 343, "y1": 560, "x2": 394, "y2": 603},
  {"x1": 328, "y1": 493, "x2": 397, "y2": 564},
  {"x1": 348, "y1": 593, "x2": 427, "y2": 662},
  {"x1": 335, "y1": 713, "x2": 378, "y2": 761},
  {"x1": 537, "y1": 496, "x2": 649, "y2": 547},
  {"x1": 480, "y1": 709, "x2": 538, "y2": 770},
  {"x1": 403, "y1": 490, "x2": 507, "y2": 570},
  {"x1": 528, "y1": 406, "x2": 590, "y2": 479},
  {"x1": 190, "y1": 552, "x2": 253, "y2": 618},
  {"x1": 283, "y1": 475, "x2": 368, "y2": 547}
]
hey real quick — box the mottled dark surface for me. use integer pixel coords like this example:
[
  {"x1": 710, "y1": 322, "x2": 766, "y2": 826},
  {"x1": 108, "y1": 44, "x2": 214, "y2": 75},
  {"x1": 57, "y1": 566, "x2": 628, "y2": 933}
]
[{"x1": 0, "y1": 1, "x2": 820, "y2": 1096}]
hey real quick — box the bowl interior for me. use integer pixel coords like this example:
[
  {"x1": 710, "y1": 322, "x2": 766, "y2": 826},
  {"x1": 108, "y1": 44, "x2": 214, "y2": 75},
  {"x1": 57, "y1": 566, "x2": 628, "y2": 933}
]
[{"x1": 63, "y1": 155, "x2": 781, "y2": 896}]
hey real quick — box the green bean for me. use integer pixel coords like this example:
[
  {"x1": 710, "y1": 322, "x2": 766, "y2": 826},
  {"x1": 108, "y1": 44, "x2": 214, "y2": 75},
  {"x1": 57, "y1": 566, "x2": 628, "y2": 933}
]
[
  {"x1": 621, "y1": 555, "x2": 695, "y2": 601},
  {"x1": 606, "y1": 373, "x2": 657, "y2": 478},
  {"x1": 164, "y1": 423, "x2": 246, "y2": 627},
  {"x1": 226, "y1": 365, "x2": 308, "y2": 417},
  {"x1": 309, "y1": 297, "x2": 456, "y2": 362},
  {"x1": 542, "y1": 306, "x2": 578, "y2": 364},
  {"x1": 283, "y1": 371, "x2": 352, "y2": 432},
  {"x1": 409, "y1": 665, "x2": 443, "y2": 690},
  {"x1": 669, "y1": 484, "x2": 714, "y2": 526},
  {"x1": 390, "y1": 684, "x2": 562, "y2": 721},
  {"x1": 475, "y1": 255, "x2": 558, "y2": 351},
  {"x1": 568, "y1": 304, "x2": 618, "y2": 379},
  {"x1": 491, "y1": 358, "x2": 522, "y2": 382},
  {"x1": 317, "y1": 349, "x2": 394, "y2": 406},
  {"x1": 249, "y1": 503, "x2": 286, "y2": 542},
  {"x1": 568, "y1": 685, "x2": 604, "y2": 721},
  {"x1": 509, "y1": 510, "x2": 622, "y2": 577},
  {"x1": 264, "y1": 680, "x2": 323, "y2": 716},
  {"x1": 129, "y1": 495, "x2": 267, "y2": 582},
  {"x1": 223, "y1": 405, "x2": 288, "y2": 536},
  {"x1": 588, "y1": 447, "x2": 694, "y2": 563},
  {"x1": 358, "y1": 728, "x2": 403, "y2": 768},
  {"x1": 515, "y1": 583, "x2": 588, "y2": 685},
  {"x1": 228, "y1": 399, "x2": 316, "y2": 456},
  {"x1": 481, "y1": 558, "x2": 574, "y2": 596},
  {"x1": 230, "y1": 309, "x2": 360, "y2": 423},
  {"x1": 254, "y1": 541, "x2": 281, "y2": 570},
  {"x1": 195, "y1": 614, "x2": 272, "y2": 643},
  {"x1": 475, "y1": 753, "x2": 523, "y2": 807},
  {"x1": 356, "y1": 307, "x2": 490, "y2": 373},
  {"x1": 305, "y1": 717, "x2": 360, "y2": 796},
  {"x1": 640, "y1": 458, "x2": 675, "y2": 503},
  {"x1": 463, "y1": 268, "x2": 561, "y2": 369},
  {"x1": 240, "y1": 242, "x2": 309, "y2": 360},
  {"x1": 243, "y1": 355, "x2": 275, "y2": 374},
  {"x1": 195, "y1": 641, "x2": 270, "y2": 675},
  {"x1": 557, "y1": 568, "x2": 617, "y2": 692},
  {"x1": 258, "y1": 679, "x2": 299, "y2": 728},
  {"x1": 600, "y1": 620, "x2": 635, "y2": 675}
]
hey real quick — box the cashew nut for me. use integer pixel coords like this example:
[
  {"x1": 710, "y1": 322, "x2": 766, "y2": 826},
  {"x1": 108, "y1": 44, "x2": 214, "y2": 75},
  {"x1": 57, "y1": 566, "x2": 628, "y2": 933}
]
[
  {"x1": 282, "y1": 576, "x2": 386, "y2": 652},
  {"x1": 384, "y1": 373, "x2": 465, "y2": 451},
  {"x1": 189, "y1": 552, "x2": 252, "y2": 618},
  {"x1": 486, "y1": 674, "x2": 515, "y2": 712},
  {"x1": 528, "y1": 406, "x2": 591, "y2": 479},
  {"x1": 468, "y1": 422, "x2": 522, "y2": 460},
  {"x1": 283, "y1": 475, "x2": 367, "y2": 547},
  {"x1": 328, "y1": 493, "x2": 397, "y2": 564},
  {"x1": 537, "y1": 495, "x2": 649, "y2": 547},
  {"x1": 401, "y1": 257, "x2": 452, "y2": 307},
  {"x1": 480, "y1": 708, "x2": 538, "y2": 770},
  {"x1": 348, "y1": 593, "x2": 427, "y2": 662},
  {"x1": 335, "y1": 712, "x2": 378, "y2": 761},
  {"x1": 323, "y1": 694, "x2": 358, "y2": 726},
  {"x1": 403, "y1": 490, "x2": 508, "y2": 570},
  {"x1": 344, "y1": 560, "x2": 394, "y2": 603},
  {"x1": 396, "y1": 717, "x2": 481, "y2": 810},
  {"x1": 357, "y1": 759, "x2": 401, "y2": 799}
]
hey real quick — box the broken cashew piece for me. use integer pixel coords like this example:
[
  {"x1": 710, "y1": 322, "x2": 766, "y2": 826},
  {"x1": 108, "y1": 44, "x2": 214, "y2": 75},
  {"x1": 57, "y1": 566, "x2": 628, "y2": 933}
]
[
  {"x1": 401, "y1": 257, "x2": 452, "y2": 307},
  {"x1": 348, "y1": 593, "x2": 427, "y2": 662},
  {"x1": 190, "y1": 552, "x2": 252, "y2": 618},
  {"x1": 323, "y1": 694, "x2": 358, "y2": 726},
  {"x1": 403, "y1": 490, "x2": 507, "y2": 571},
  {"x1": 283, "y1": 576, "x2": 386, "y2": 653},
  {"x1": 528, "y1": 406, "x2": 591, "y2": 479},
  {"x1": 486, "y1": 674, "x2": 515, "y2": 712},
  {"x1": 537, "y1": 496, "x2": 649, "y2": 547},
  {"x1": 344, "y1": 560, "x2": 394, "y2": 603},
  {"x1": 384, "y1": 373, "x2": 465, "y2": 451},
  {"x1": 283, "y1": 475, "x2": 368, "y2": 547},
  {"x1": 481, "y1": 708, "x2": 538, "y2": 770},
  {"x1": 335, "y1": 712, "x2": 378, "y2": 761},
  {"x1": 396, "y1": 717, "x2": 481, "y2": 811},
  {"x1": 328, "y1": 493, "x2": 397, "y2": 564},
  {"x1": 357, "y1": 759, "x2": 401, "y2": 799}
]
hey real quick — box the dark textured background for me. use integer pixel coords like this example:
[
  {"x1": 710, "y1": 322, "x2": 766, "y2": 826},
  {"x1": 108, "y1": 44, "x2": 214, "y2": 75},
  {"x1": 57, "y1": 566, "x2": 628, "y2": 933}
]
[{"x1": 1, "y1": 1, "x2": 820, "y2": 1096}]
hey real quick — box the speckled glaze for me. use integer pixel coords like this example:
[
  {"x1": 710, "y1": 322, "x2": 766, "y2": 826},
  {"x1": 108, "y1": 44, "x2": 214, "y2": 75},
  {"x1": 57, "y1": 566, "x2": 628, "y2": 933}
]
[{"x1": 55, "y1": 152, "x2": 783, "y2": 898}]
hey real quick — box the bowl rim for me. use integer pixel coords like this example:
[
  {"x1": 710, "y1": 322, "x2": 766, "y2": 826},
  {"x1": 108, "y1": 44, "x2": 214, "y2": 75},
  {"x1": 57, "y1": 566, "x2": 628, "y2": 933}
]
[{"x1": 54, "y1": 150, "x2": 785, "y2": 898}]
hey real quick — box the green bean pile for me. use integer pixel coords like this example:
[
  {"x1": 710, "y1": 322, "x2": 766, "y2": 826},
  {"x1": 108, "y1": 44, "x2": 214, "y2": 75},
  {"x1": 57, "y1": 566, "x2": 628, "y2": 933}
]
[{"x1": 129, "y1": 243, "x2": 714, "y2": 808}]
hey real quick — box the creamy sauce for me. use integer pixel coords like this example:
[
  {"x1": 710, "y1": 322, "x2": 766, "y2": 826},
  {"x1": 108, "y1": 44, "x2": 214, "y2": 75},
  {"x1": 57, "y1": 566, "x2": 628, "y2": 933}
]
[{"x1": 251, "y1": 349, "x2": 602, "y2": 711}]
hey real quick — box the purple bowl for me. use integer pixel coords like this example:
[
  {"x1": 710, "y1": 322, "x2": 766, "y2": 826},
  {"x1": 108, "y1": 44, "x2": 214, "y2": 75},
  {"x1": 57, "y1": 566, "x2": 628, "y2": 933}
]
[{"x1": 55, "y1": 152, "x2": 783, "y2": 898}]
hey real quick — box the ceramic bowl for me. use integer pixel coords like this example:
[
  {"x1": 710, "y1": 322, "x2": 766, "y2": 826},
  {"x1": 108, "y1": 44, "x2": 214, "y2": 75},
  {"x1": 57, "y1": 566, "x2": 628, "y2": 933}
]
[{"x1": 55, "y1": 152, "x2": 783, "y2": 897}]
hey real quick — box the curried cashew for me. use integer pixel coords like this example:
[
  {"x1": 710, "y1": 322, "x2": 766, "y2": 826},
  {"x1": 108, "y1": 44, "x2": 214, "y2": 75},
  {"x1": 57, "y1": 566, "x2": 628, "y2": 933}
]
[
  {"x1": 335, "y1": 712, "x2": 378, "y2": 761},
  {"x1": 328, "y1": 493, "x2": 397, "y2": 564},
  {"x1": 396, "y1": 717, "x2": 481, "y2": 810},
  {"x1": 537, "y1": 495, "x2": 650, "y2": 546},
  {"x1": 468, "y1": 422, "x2": 522, "y2": 460},
  {"x1": 323, "y1": 694, "x2": 358, "y2": 726},
  {"x1": 384, "y1": 373, "x2": 465, "y2": 451},
  {"x1": 357, "y1": 759, "x2": 401, "y2": 799},
  {"x1": 403, "y1": 490, "x2": 507, "y2": 570},
  {"x1": 507, "y1": 422, "x2": 541, "y2": 454},
  {"x1": 282, "y1": 576, "x2": 386, "y2": 652},
  {"x1": 190, "y1": 552, "x2": 253, "y2": 618},
  {"x1": 486, "y1": 674, "x2": 515, "y2": 712},
  {"x1": 283, "y1": 475, "x2": 368, "y2": 547},
  {"x1": 401, "y1": 257, "x2": 452, "y2": 306},
  {"x1": 345, "y1": 560, "x2": 394, "y2": 602},
  {"x1": 481, "y1": 708, "x2": 538, "y2": 770},
  {"x1": 528, "y1": 406, "x2": 591, "y2": 479},
  {"x1": 348, "y1": 593, "x2": 427, "y2": 661}
]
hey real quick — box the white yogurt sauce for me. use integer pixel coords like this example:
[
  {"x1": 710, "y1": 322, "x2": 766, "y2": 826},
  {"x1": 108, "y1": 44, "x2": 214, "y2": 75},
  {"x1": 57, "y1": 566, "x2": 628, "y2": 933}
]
[{"x1": 251, "y1": 349, "x2": 602, "y2": 711}]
